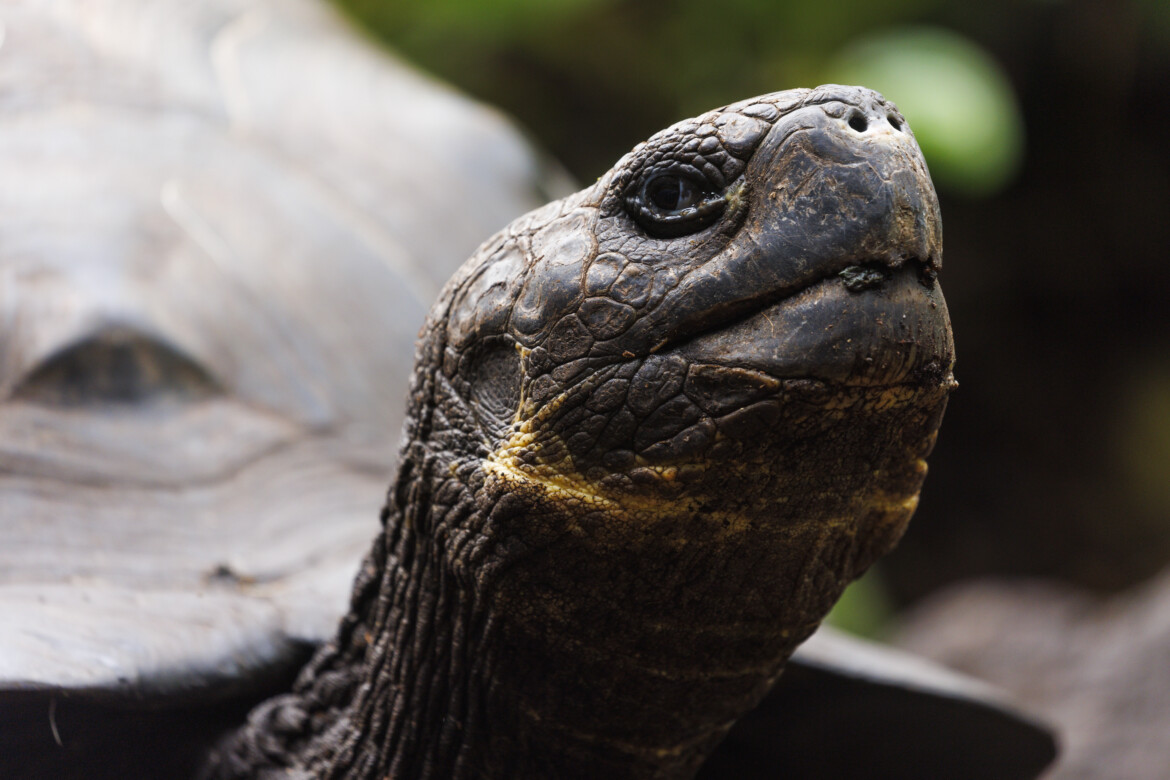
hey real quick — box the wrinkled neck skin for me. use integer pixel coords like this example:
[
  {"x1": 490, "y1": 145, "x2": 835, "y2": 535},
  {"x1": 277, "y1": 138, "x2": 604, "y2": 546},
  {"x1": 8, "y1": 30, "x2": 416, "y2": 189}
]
[{"x1": 208, "y1": 328, "x2": 948, "y2": 780}]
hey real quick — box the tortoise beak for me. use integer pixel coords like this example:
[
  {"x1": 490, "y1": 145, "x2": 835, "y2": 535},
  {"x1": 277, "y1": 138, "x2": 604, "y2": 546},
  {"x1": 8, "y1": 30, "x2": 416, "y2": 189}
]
[
  {"x1": 746, "y1": 90, "x2": 943, "y2": 275},
  {"x1": 649, "y1": 91, "x2": 953, "y2": 388}
]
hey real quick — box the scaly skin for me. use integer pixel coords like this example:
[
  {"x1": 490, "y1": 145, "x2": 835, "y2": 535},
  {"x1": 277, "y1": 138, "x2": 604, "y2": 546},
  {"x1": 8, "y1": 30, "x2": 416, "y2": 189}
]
[{"x1": 206, "y1": 85, "x2": 955, "y2": 779}]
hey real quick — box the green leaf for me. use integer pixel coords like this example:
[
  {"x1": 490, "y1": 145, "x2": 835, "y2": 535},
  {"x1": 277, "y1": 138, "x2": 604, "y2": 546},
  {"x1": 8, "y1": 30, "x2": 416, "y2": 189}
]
[{"x1": 826, "y1": 566, "x2": 894, "y2": 638}]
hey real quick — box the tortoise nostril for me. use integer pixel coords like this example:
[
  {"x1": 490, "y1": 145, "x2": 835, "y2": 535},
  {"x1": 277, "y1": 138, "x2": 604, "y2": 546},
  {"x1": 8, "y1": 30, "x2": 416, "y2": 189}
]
[
  {"x1": 848, "y1": 112, "x2": 868, "y2": 133},
  {"x1": 888, "y1": 114, "x2": 903, "y2": 132}
]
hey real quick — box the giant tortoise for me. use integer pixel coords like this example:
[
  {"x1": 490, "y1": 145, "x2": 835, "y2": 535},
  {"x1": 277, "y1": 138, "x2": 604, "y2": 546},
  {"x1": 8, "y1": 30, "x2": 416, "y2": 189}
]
[{"x1": 0, "y1": 1, "x2": 1056, "y2": 777}]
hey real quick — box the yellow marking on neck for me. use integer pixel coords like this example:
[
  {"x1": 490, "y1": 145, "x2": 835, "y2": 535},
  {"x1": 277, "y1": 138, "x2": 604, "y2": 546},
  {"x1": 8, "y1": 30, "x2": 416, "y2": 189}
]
[{"x1": 483, "y1": 455, "x2": 616, "y2": 508}]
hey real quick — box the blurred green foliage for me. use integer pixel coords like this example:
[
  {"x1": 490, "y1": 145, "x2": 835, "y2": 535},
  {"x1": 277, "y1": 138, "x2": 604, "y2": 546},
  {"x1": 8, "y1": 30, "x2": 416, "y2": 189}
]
[
  {"x1": 1137, "y1": 0, "x2": 1170, "y2": 45},
  {"x1": 829, "y1": 28, "x2": 1024, "y2": 196},
  {"x1": 335, "y1": 0, "x2": 1025, "y2": 194},
  {"x1": 826, "y1": 569, "x2": 895, "y2": 639}
]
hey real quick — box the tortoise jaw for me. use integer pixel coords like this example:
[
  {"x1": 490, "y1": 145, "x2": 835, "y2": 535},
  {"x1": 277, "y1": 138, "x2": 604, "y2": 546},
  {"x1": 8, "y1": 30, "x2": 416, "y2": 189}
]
[
  {"x1": 645, "y1": 250, "x2": 938, "y2": 359},
  {"x1": 668, "y1": 262, "x2": 953, "y2": 389}
]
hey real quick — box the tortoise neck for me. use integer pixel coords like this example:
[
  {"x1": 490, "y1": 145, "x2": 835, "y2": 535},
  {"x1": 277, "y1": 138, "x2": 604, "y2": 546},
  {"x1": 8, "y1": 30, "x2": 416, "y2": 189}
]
[
  {"x1": 207, "y1": 383, "x2": 944, "y2": 778},
  {"x1": 208, "y1": 451, "x2": 762, "y2": 779},
  {"x1": 321, "y1": 495, "x2": 499, "y2": 778},
  {"x1": 314, "y1": 456, "x2": 736, "y2": 779},
  {"x1": 203, "y1": 450, "x2": 499, "y2": 778}
]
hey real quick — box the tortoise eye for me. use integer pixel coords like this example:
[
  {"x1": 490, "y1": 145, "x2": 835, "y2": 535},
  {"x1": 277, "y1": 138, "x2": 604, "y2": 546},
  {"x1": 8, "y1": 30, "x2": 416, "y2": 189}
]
[
  {"x1": 646, "y1": 174, "x2": 699, "y2": 212},
  {"x1": 628, "y1": 171, "x2": 726, "y2": 238}
]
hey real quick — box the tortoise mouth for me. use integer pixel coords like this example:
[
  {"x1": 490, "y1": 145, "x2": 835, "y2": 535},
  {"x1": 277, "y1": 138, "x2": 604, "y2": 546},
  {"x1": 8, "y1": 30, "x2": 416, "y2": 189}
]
[
  {"x1": 665, "y1": 261, "x2": 953, "y2": 389},
  {"x1": 644, "y1": 251, "x2": 939, "y2": 360}
]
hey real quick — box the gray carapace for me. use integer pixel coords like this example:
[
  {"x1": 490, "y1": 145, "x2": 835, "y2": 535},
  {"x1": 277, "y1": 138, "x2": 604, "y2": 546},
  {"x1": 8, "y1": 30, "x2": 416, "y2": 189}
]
[{"x1": 0, "y1": 2, "x2": 1054, "y2": 778}]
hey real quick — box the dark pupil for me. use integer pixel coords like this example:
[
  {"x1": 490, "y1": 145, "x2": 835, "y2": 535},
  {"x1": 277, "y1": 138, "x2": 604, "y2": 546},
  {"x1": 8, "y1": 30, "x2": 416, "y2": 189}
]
[{"x1": 647, "y1": 175, "x2": 697, "y2": 212}]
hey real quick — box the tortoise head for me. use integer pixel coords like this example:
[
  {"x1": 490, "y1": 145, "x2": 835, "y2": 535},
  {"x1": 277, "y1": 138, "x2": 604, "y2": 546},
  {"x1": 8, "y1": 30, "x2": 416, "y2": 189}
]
[{"x1": 403, "y1": 84, "x2": 953, "y2": 772}]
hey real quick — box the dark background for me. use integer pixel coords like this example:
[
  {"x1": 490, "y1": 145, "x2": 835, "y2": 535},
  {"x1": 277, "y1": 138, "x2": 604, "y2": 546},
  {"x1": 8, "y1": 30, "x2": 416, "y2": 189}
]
[{"x1": 335, "y1": 0, "x2": 1170, "y2": 619}]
